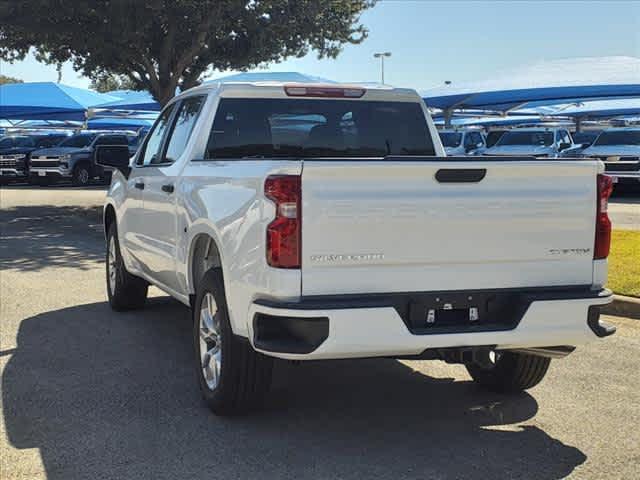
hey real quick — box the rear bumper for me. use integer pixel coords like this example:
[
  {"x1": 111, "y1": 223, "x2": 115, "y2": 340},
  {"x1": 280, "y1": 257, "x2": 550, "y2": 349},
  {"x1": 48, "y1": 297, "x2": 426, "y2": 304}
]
[{"x1": 248, "y1": 287, "x2": 614, "y2": 360}]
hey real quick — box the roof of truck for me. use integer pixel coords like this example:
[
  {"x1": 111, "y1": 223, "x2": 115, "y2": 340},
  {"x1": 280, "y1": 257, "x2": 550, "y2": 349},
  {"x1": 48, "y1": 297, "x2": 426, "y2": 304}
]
[{"x1": 175, "y1": 81, "x2": 423, "y2": 103}]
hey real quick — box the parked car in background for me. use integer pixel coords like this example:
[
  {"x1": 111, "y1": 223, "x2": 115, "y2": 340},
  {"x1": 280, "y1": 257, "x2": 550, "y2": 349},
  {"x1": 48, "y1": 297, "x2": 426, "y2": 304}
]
[
  {"x1": 483, "y1": 127, "x2": 574, "y2": 157},
  {"x1": 127, "y1": 128, "x2": 150, "y2": 156},
  {"x1": 438, "y1": 129, "x2": 486, "y2": 155},
  {"x1": 485, "y1": 129, "x2": 507, "y2": 148},
  {"x1": 99, "y1": 81, "x2": 614, "y2": 416},
  {"x1": 0, "y1": 134, "x2": 67, "y2": 182},
  {"x1": 29, "y1": 132, "x2": 131, "y2": 186},
  {"x1": 571, "y1": 128, "x2": 640, "y2": 188},
  {"x1": 572, "y1": 131, "x2": 600, "y2": 148}
]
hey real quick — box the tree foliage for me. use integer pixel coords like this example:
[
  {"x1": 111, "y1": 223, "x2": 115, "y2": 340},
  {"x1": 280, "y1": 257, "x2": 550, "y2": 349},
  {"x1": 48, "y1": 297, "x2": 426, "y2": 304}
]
[
  {"x1": 90, "y1": 73, "x2": 140, "y2": 93},
  {"x1": 0, "y1": 0, "x2": 376, "y2": 105},
  {"x1": 0, "y1": 74, "x2": 23, "y2": 85}
]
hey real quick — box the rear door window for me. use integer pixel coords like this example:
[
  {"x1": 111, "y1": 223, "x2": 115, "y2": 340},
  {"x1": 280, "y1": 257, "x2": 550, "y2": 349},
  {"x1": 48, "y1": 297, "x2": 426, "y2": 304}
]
[
  {"x1": 162, "y1": 96, "x2": 205, "y2": 164},
  {"x1": 137, "y1": 104, "x2": 176, "y2": 166},
  {"x1": 206, "y1": 98, "x2": 435, "y2": 158}
]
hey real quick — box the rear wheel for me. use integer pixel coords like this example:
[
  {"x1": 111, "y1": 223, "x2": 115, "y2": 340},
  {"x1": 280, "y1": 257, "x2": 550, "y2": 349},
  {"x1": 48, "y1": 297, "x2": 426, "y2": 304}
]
[
  {"x1": 72, "y1": 163, "x2": 91, "y2": 186},
  {"x1": 194, "y1": 268, "x2": 273, "y2": 415},
  {"x1": 106, "y1": 223, "x2": 148, "y2": 311},
  {"x1": 465, "y1": 350, "x2": 551, "y2": 393}
]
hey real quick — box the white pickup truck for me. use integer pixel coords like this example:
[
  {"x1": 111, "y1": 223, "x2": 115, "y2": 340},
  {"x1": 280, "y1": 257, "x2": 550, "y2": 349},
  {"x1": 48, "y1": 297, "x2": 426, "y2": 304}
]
[{"x1": 98, "y1": 82, "x2": 616, "y2": 415}]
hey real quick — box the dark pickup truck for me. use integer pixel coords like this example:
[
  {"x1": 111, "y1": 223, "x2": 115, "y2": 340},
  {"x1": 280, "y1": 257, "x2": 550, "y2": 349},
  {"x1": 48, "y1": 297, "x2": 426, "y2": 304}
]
[
  {"x1": 0, "y1": 134, "x2": 67, "y2": 182},
  {"x1": 29, "y1": 132, "x2": 130, "y2": 186}
]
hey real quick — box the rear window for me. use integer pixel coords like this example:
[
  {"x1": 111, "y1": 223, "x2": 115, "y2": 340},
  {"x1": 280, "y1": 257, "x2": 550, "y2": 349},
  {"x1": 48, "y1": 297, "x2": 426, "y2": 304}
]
[
  {"x1": 593, "y1": 130, "x2": 640, "y2": 146},
  {"x1": 206, "y1": 98, "x2": 435, "y2": 158},
  {"x1": 496, "y1": 131, "x2": 554, "y2": 147}
]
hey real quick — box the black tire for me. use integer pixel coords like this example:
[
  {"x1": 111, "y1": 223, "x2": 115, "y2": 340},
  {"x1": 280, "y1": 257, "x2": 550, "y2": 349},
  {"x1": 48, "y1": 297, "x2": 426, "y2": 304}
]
[
  {"x1": 72, "y1": 163, "x2": 91, "y2": 186},
  {"x1": 106, "y1": 223, "x2": 148, "y2": 311},
  {"x1": 193, "y1": 268, "x2": 273, "y2": 416},
  {"x1": 465, "y1": 351, "x2": 551, "y2": 393}
]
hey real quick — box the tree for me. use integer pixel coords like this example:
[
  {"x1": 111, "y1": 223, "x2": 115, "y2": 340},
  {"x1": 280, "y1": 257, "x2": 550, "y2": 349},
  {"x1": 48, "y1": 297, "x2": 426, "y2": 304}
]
[
  {"x1": 0, "y1": 74, "x2": 23, "y2": 85},
  {"x1": 90, "y1": 73, "x2": 140, "y2": 93},
  {"x1": 0, "y1": 0, "x2": 376, "y2": 105}
]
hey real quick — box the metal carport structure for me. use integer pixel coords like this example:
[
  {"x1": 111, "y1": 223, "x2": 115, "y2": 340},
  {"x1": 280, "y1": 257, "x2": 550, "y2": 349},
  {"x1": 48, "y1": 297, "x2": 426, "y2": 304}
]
[{"x1": 422, "y1": 57, "x2": 640, "y2": 127}]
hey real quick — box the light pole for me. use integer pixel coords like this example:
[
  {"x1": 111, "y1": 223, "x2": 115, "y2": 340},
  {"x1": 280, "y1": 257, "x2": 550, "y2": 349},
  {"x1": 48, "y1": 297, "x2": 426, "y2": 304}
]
[{"x1": 373, "y1": 52, "x2": 392, "y2": 84}]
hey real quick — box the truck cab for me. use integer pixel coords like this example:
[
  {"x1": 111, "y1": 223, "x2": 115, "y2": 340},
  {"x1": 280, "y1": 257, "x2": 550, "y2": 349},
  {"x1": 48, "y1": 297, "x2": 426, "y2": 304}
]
[
  {"x1": 576, "y1": 128, "x2": 640, "y2": 188},
  {"x1": 484, "y1": 126, "x2": 574, "y2": 157}
]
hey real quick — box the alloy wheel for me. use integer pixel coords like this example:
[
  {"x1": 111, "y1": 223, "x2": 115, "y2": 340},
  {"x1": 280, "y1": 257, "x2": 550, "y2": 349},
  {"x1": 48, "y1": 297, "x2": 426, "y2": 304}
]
[{"x1": 199, "y1": 292, "x2": 222, "y2": 390}]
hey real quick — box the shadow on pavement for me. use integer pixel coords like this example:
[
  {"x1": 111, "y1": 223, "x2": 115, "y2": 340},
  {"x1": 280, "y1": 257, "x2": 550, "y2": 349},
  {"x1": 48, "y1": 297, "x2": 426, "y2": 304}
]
[
  {"x1": 0, "y1": 204, "x2": 103, "y2": 271},
  {"x1": 3, "y1": 297, "x2": 586, "y2": 479}
]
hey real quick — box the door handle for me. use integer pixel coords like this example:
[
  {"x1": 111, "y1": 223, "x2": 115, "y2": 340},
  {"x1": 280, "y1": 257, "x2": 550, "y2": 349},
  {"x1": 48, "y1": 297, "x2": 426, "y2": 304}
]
[
  {"x1": 161, "y1": 184, "x2": 174, "y2": 194},
  {"x1": 134, "y1": 182, "x2": 145, "y2": 190},
  {"x1": 435, "y1": 169, "x2": 486, "y2": 183}
]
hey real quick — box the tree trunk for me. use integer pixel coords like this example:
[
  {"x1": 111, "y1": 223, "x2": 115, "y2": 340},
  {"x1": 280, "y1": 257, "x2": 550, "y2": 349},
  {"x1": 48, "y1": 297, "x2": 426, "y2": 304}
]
[{"x1": 155, "y1": 83, "x2": 177, "y2": 107}]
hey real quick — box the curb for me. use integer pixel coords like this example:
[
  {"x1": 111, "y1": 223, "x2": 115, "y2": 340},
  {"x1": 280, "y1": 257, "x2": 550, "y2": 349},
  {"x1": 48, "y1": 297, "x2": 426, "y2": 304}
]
[{"x1": 602, "y1": 295, "x2": 640, "y2": 320}]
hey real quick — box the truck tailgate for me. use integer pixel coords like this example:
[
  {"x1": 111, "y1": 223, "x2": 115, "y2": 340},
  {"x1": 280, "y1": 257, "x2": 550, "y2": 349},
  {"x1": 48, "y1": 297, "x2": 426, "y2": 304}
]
[{"x1": 301, "y1": 158, "x2": 598, "y2": 296}]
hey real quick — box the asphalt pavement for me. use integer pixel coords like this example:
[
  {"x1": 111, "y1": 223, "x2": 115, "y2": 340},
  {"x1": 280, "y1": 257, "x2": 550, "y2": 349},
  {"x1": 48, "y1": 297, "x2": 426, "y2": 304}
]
[{"x1": 0, "y1": 186, "x2": 639, "y2": 480}]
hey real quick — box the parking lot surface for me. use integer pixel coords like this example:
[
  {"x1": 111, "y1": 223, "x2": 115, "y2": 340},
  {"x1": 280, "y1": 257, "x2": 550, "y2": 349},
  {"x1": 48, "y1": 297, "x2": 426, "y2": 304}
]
[{"x1": 1, "y1": 186, "x2": 639, "y2": 480}]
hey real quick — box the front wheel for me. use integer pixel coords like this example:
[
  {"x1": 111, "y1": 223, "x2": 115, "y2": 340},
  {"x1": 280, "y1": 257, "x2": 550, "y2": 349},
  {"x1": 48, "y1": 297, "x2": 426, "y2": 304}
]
[
  {"x1": 106, "y1": 223, "x2": 148, "y2": 311},
  {"x1": 72, "y1": 163, "x2": 91, "y2": 186},
  {"x1": 465, "y1": 350, "x2": 551, "y2": 393},
  {"x1": 194, "y1": 268, "x2": 273, "y2": 415}
]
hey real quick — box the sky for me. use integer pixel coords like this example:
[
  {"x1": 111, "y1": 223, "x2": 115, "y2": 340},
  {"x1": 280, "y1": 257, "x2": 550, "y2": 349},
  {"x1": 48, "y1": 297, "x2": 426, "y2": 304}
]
[{"x1": 1, "y1": 0, "x2": 638, "y2": 91}]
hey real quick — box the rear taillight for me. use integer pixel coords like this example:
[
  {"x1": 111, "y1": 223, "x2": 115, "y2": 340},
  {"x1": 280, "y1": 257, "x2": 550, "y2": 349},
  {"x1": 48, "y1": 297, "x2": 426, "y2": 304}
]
[
  {"x1": 265, "y1": 175, "x2": 301, "y2": 268},
  {"x1": 594, "y1": 174, "x2": 613, "y2": 259}
]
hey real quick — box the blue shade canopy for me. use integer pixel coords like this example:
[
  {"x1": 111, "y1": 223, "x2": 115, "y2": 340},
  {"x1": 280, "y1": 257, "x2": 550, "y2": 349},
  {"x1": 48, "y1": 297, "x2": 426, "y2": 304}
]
[
  {"x1": 422, "y1": 56, "x2": 640, "y2": 112},
  {"x1": 536, "y1": 98, "x2": 640, "y2": 119},
  {"x1": 93, "y1": 90, "x2": 161, "y2": 112},
  {"x1": 0, "y1": 82, "x2": 118, "y2": 121},
  {"x1": 433, "y1": 115, "x2": 551, "y2": 128}
]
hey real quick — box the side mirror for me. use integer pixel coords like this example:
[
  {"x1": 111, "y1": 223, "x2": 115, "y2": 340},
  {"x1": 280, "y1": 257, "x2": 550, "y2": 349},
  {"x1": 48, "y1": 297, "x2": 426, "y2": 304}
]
[
  {"x1": 95, "y1": 145, "x2": 131, "y2": 177},
  {"x1": 559, "y1": 142, "x2": 571, "y2": 151}
]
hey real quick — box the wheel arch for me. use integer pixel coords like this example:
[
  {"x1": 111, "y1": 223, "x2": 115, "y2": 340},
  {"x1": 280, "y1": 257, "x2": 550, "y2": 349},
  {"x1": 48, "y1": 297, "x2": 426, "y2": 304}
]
[
  {"x1": 188, "y1": 231, "x2": 224, "y2": 297},
  {"x1": 103, "y1": 203, "x2": 117, "y2": 240}
]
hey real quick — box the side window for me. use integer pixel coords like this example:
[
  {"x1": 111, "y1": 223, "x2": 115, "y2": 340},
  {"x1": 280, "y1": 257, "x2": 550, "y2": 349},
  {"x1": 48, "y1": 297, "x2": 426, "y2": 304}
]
[
  {"x1": 472, "y1": 132, "x2": 484, "y2": 146},
  {"x1": 464, "y1": 133, "x2": 475, "y2": 148},
  {"x1": 557, "y1": 130, "x2": 569, "y2": 145},
  {"x1": 137, "y1": 104, "x2": 176, "y2": 166},
  {"x1": 162, "y1": 96, "x2": 205, "y2": 164}
]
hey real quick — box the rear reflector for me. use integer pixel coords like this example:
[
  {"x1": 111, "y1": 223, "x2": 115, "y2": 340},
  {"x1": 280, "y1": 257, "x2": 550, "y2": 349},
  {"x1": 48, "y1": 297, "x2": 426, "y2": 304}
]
[
  {"x1": 594, "y1": 174, "x2": 613, "y2": 259},
  {"x1": 265, "y1": 175, "x2": 301, "y2": 268},
  {"x1": 284, "y1": 85, "x2": 365, "y2": 98}
]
